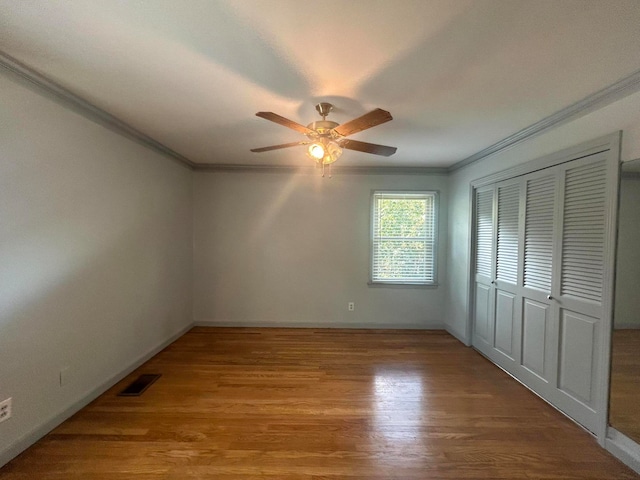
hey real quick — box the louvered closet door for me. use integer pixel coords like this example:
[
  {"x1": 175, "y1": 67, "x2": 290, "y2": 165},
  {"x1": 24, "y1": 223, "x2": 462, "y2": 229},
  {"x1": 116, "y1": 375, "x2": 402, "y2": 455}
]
[
  {"x1": 491, "y1": 180, "x2": 522, "y2": 366},
  {"x1": 473, "y1": 186, "x2": 495, "y2": 350},
  {"x1": 519, "y1": 170, "x2": 559, "y2": 392},
  {"x1": 471, "y1": 148, "x2": 616, "y2": 435},
  {"x1": 472, "y1": 179, "x2": 523, "y2": 366},
  {"x1": 551, "y1": 155, "x2": 610, "y2": 432}
]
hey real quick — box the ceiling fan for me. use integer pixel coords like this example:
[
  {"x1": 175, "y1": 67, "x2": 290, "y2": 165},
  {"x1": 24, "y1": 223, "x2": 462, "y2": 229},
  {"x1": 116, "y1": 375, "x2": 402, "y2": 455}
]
[{"x1": 251, "y1": 102, "x2": 397, "y2": 175}]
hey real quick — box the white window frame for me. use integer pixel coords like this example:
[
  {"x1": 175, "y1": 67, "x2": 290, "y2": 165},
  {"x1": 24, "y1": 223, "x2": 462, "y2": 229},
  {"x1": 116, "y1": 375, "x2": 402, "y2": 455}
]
[{"x1": 369, "y1": 190, "x2": 439, "y2": 287}]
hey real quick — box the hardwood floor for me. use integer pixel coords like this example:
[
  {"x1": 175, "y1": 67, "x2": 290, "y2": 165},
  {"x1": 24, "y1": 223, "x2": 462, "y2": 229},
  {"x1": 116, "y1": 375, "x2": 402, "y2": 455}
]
[
  {"x1": 610, "y1": 329, "x2": 640, "y2": 443},
  {"x1": 1, "y1": 327, "x2": 637, "y2": 479}
]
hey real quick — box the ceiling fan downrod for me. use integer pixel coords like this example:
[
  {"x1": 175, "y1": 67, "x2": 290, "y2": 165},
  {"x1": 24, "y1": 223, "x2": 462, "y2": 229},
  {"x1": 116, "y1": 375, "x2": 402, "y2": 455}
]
[{"x1": 315, "y1": 102, "x2": 333, "y2": 120}]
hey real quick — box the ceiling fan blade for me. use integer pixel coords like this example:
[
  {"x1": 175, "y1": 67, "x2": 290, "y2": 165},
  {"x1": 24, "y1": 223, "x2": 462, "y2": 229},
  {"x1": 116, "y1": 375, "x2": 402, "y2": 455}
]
[
  {"x1": 333, "y1": 108, "x2": 393, "y2": 137},
  {"x1": 340, "y1": 139, "x2": 397, "y2": 157},
  {"x1": 250, "y1": 141, "x2": 309, "y2": 153},
  {"x1": 256, "y1": 112, "x2": 315, "y2": 135}
]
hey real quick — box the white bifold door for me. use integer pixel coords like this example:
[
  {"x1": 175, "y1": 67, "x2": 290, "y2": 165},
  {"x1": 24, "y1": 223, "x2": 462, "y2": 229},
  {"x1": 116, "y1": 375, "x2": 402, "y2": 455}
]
[{"x1": 472, "y1": 150, "x2": 617, "y2": 434}]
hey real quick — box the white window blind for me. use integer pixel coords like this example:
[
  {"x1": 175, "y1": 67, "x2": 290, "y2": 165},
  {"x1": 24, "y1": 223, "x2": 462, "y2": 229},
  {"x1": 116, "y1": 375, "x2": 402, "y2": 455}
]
[{"x1": 371, "y1": 191, "x2": 437, "y2": 284}]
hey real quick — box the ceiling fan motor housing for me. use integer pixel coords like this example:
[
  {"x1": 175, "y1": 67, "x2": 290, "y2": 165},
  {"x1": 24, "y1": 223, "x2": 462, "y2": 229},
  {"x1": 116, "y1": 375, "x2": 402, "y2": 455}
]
[
  {"x1": 309, "y1": 102, "x2": 340, "y2": 139},
  {"x1": 306, "y1": 120, "x2": 339, "y2": 137}
]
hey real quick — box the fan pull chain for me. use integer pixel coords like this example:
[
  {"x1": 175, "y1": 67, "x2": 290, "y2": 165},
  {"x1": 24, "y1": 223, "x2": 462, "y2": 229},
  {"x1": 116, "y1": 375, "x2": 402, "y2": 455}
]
[{"x1": 319, "y1": 163, "x2": 333, "y2": 178}]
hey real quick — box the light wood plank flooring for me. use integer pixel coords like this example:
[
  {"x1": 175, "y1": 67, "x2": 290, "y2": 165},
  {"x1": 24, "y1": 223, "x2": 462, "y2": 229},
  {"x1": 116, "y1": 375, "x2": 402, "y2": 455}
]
[
  {"x1": 1, "y1": 327, "x2": 637, "y2": 479},
  {"x1": 610, "y1": 329, "x2": 640, "y2": 443}
]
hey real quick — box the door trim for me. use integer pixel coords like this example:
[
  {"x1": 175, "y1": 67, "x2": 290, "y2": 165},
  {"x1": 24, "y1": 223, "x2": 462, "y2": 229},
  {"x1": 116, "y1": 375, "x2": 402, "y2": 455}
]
[{"x1": 471, "y1": 133, "x2": 620, "y2": 188}]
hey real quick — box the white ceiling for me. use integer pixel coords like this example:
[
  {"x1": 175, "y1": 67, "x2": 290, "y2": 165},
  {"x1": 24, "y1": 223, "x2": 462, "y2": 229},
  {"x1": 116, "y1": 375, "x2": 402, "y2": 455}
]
[{"x1": 1, "y1": 0, "x2": 640, "y2": 168}]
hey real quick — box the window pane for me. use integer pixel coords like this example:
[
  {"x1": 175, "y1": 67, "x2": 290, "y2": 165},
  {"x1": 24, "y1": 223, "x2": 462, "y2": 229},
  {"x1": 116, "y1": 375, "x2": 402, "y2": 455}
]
[
  {"x1": 377, "y1": 199, "x2": 428, "y2": 238},
  {"x1": 373, "y1": 240, "x2": 433, "y2": 281},
  {"x1": 371, "y1": 192, "x2": 437, "y2": 284}
]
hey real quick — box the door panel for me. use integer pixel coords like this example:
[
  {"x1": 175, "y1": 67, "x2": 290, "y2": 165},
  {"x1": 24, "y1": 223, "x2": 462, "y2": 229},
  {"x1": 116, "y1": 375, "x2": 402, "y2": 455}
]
[
  {"x1": 494, "y1": 290, "x2": 515, "y2": 358},
  {"x1": 496, "y1": 183, "x2": 520, "y2": 284},
  {"x1": 475, "y1": 188, "x2": 494, "y2": 281},
  {"x1": 524, "y1": 174, "x2": 556, "y2": 294},
  {"x1": 491, "y1": 180, "x2": 523, "y2": 366},
  {"x1": 474, "y1": 283, "x2": 491, "y2": 344},
  {"x1": 522, "y1": 299, "x2": 550, "y2": 380},
  {"x1": 473, "y1": 187, "x2": 495, "y2": 350},
  {"x1": 558, "y1": 309, "x2": 598, "y2": 406},
  {"x1": 560, "y1": 160, "x2": 607, "y2": 304}
]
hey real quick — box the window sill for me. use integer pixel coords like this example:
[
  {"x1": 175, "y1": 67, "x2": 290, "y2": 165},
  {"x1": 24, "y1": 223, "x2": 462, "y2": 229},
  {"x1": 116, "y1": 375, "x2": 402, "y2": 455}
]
[{"x1": 367, "y1": 282, "x2": 439, "y2": 289}]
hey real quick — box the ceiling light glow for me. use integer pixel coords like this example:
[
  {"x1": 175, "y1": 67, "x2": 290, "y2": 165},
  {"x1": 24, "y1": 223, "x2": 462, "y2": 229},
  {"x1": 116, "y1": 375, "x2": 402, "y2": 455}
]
[{"x1": 308, "y1": 143, "x2": 325, "y2": 160}]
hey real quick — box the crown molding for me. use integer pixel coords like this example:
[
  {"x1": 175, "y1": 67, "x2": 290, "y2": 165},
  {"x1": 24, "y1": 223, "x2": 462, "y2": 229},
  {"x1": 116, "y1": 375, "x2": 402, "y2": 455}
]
[
  {"x1": 448, "y1": 68, "x2": 640, "y2": 173},
  {"x1": 193, "y1": 163, "x2": 448, "y2": 175},
  {"x1": 0, "y1": 51, "x2": 195, "y2": 169},
  {"x1": 4, "y1": 49, "x2": 640, "y2": 177},
  {"x1": 0, "y1": 53, "x2": 444, "y2": 176},
  {"x1": 336, "y1": 165, "x2": 448, "y2": 175}
]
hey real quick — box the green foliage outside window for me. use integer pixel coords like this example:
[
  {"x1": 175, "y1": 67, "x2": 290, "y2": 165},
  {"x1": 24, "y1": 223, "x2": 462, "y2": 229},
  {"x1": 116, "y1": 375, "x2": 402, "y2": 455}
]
[{"x1": 372, "y1": 193, "x2": 436, "y2": 284}]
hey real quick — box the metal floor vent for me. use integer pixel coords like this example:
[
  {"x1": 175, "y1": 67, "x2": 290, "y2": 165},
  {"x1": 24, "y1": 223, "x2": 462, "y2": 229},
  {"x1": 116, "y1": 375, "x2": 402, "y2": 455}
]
[{"x1": 118, "y1": 374, "x2": 161, "y2": 396}]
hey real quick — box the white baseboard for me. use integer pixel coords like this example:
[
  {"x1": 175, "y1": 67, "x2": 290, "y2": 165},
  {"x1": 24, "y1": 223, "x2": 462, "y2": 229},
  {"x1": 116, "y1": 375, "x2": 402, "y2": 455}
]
[
  {"x1": 445, "y1": 324, "x2": 471, "y2": 346},
  {"x1": 194, "y1": 320, "x2": 444, "y2": 330},
  {"x1": 0, "y1": 322, "x2": 194, "y2": 469},
  {"x1": 606, "y1": 427, "x2": 640, "y2": 475}
]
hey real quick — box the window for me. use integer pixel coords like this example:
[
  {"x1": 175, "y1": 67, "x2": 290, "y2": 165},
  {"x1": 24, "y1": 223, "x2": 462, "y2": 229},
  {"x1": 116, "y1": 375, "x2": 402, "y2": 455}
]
[{"x1": 371, "y1": 191, "x2": 437, "y2": 285}]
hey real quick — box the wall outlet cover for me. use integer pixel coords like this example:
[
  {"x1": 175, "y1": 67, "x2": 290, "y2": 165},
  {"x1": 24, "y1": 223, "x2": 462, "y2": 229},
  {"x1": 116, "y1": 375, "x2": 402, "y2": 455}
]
[{"x1": 0, "y1": 398, "x2": 12, "y2": 423}]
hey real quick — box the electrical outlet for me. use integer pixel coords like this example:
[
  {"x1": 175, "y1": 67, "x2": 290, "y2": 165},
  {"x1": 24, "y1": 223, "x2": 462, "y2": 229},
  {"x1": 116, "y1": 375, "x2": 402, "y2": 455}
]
[
  {"x1": 348, "y1": 302, "x2": 355, "y2": 311},
  {"x1": 0, "y1": 398, "x2": 12, "y2": 424}
]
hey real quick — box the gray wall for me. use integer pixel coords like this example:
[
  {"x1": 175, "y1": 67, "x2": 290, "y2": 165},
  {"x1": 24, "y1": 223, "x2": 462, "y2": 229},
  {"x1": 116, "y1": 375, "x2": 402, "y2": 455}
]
[
  {"x1": 445, "y1": 89, "x2": 640, "y2": 344},
  {"x1": 193, "y1": 170, "x2": 448, "y2": 328},
  {"x1": 614, "y1": 175, "x2": 640, "y2": 329},
  {"x1": 0, "y1": 73, "x2": 193, "y2": 463}
]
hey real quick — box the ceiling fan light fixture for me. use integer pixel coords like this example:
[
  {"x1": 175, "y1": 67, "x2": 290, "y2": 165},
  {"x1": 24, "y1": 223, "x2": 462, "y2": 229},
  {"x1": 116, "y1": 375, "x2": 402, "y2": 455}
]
[
  {"x1": 308, "y1": 142, "x2": 325, "y2": 160},
  {"x1": 307, "y1": 138, "x2": 342, "y2": 165},
  {"x1": 323, "y1": 140, "x2": 342, "y2": 165}
]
